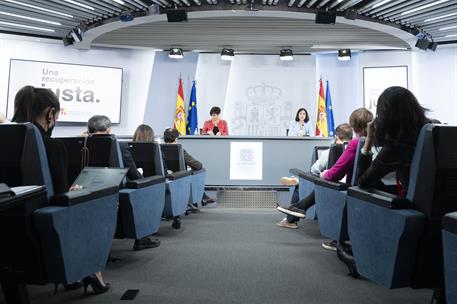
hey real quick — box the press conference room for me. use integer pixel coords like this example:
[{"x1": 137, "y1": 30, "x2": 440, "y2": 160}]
[{"x1": 0, "y1": 0, "x2": 456, "y2": 303}]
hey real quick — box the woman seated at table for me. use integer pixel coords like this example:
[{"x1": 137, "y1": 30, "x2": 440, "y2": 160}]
[
  {"x1": 288, "y1": 107, "x2": 314, "y2": 136},
  {"x1": 202, "y1": 106, "x2": 228, "y2": 136}
]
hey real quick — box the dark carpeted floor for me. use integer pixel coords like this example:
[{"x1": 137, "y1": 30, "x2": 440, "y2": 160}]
[{"x1": 24, "y1": 208, "x2": 431, "y2": 304}]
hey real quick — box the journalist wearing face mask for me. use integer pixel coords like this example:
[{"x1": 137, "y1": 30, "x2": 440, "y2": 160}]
[{"x1": 11, "y1": 85, "x2": 110, "y2": 295}]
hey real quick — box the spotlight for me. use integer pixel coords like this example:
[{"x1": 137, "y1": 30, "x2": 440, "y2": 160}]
[
  {"x1": 167, "y1": 10, "x2": 187, "y2": 22},
  {"x1": 415, "y1": 38, "x2": 430, "y2": 50},
  {"x1": 280, "y1": 49, "x2": 293, "y2": 61},
  {"x1": 169, "y1": 48, "x2": 183, "y2": 59},
  {"x1": 428, "y1": 42, "x2": 438, "y2": 51},
  {"x1": 70, "y1": 28, "x2": 82, "y2": 43},
  {"x1": 221, "y1": 48, "x2": 234, "y2": 61},
  {"x1": 62, "y1": 36, "x2": 72, "y2": 46},
  {"x1": 337, "y1": 49, "x2": 351, "y2": 61}
]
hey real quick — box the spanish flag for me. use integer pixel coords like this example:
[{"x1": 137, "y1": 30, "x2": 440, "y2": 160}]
[
  {"x1": 174, "y1": 78, "x2": 186, "y2": 135},
  {"x1": 315, "y1": 79, "x2": 328, "y2": 137}
]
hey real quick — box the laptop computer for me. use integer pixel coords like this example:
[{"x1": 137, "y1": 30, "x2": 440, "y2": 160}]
[{"x1": 72, "y1": 167, "x2": 129, "y2": 191}]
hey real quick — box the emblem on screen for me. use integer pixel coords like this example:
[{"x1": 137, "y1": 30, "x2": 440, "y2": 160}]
[{"x1": 240, "y1": 149, "x2": 254, "y2": 162}]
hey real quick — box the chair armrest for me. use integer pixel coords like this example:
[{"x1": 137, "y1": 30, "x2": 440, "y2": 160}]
[
  {"x1": 443, "y1": 212, "x2": 457, "y2": 234},
  {"x1": 289, "y1": 168, "x2": 306, "y2": 177},
  {"x1": 191, "y1": 168, "x2": 206, "y2": 175},
  {"x1": 314, "y1": 178, "x2": 349, "y2": 190},
  {"x1": 50, "y1": 186, "x2": 119, "y2": 206},
  {"x1": 347, "y1": 186, "x2": 411, "y2": 209},
  {"x1": 166, "y1": 170, "x2": 192, "y2": 180},
  {"x1": 125, "y1": 176, "x2": 166, "y2": 189}
]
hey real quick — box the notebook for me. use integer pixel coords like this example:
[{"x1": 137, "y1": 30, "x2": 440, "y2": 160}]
[{"x1": 72, "y1": 167, "x2": 128, "y2": 191}]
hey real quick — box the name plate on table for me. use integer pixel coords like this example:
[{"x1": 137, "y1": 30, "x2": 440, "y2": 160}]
[{"x1": 230, "y1": 142, "x2": 263, "y2": 180}]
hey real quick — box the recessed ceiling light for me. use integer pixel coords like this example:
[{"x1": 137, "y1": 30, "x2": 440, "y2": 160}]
[
  {"x1": 113, "y1": 0, "x2": 125, "y2": 4},
  {"x1": 337, "y1": 49, "x2": 351, "y2": 61},
  {"x1": 440, "y1": 25, "x2": 457, "y2": 31},
  {"x1": 63, "y1": 0, "x2": 95, "y2": 10},
  {"x1": 169, "y1": 48, "x2": 183, "y2": 59},
  {"x1": 0, "y1": 21, "x2": 55, "y2": 32},
  {"x1": 372, "y1": 0, "x2": 392, "y2": 8},
  {"x1": 280, "y1": 49, "x2": 293, "y2": 61},
  {"x1": 5, "y1": 0, "x2": 73, "y2": 18},
  {"x1": 0, "y1": 11, "x2": 61, "y2": 25},
  {"x1": 425, "y1": 12, "x2": 457, "y2": 22},
  {"x1": 221, "y1": 48, "x2": 234, "y2": 61},
  {"x1": 445, "y1": 34, "x2": 457, "y2": 37}
]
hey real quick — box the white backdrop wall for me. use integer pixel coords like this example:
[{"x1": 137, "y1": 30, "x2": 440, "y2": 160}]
[
  {"x1": 143, "y1": 51, "x2": 198, "y2": 135},
  {"x1": 194, "y1": 54, "x2": 231, "y2": 130},
  {"x1": 412, "y1": 47, "x2": 457, "y2": 124},
  {"x1": 0, "y1": 36, "x2": 155, "y2": 136},
  {"x1": 223, "y1": 55, "x2": 316, "y2": 136}
]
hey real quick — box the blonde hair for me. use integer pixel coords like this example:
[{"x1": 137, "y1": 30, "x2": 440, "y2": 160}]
[
  {"x1": 349, "y1": 108, "x2": 373, "y2": 137},
  {"x1": 133, "y1": 124, "x2": 155, "y2": 142}
]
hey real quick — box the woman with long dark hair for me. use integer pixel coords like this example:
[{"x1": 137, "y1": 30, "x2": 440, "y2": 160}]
[
  {"x1": 358, "y1": 86, "x2": 428, "y2": 195},
  {"x1": 12, "y1": 85, "x2": 110, "y2": 295}
]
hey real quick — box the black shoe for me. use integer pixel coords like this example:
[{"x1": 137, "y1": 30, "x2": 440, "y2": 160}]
[
  {"x1": 54, "y1": 282, "x2": 83, "y2": 294},
  {"x1": 336, "y1": 243, "x2": 359, "y2": 278},
  {"x1": 133, "y1": 237, "x2": 160, "y2": 251},
  {"x1": 322, "y1": 240, "x2": 337, "y2": 251},
  {"x1": 201, "y1": 197, "x2": 215, "y2": 206},
  {"x1": 187, "y1": 204, "x2": 200, "y2": 213},
  {"x1": 276, "y1": 205, "x2": 306, "y2": 218},
  {"x1": 83, "y1": 275, "x2": 110, "y2": 295},
  {"x1": 172, "y1": 216, "x2": 181, "y2": 229}
]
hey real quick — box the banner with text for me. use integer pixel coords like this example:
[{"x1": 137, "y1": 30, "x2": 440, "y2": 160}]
[{"x1": 7, "y1": 59, "x2": 123, "y2": 123}]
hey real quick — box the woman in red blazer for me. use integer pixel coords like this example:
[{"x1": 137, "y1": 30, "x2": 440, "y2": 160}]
[{"x1": 202, "y1": 106, "x2": 229, "y2": 136}]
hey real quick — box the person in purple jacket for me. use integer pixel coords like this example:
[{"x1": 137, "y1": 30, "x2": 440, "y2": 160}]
[{"x1": 277, "y1": 108, "x2": 373, "y2": 242}]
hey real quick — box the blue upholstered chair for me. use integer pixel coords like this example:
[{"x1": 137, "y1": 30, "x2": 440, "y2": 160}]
[
  {"x1": 160, "y1": 144, "x2": 192, "y2": 221},
  {"x1": 59, "y1": 136, "x2": 166, "y2": 239},
  {"x1": 313, "y1": 139, "x2": 364, "y2": 241},
  {"x1": 442, "y1": 212, "x2": 457, "y2": 303},
  {"x1": 346, "y1": 124, "x2": 457, "y2": 291},
  {"x1": 0, "y1": 124, "x2": 118, "y2": 287},
  {"x1": 160, "y1": 143, "x2": 206, "y2": 207}
]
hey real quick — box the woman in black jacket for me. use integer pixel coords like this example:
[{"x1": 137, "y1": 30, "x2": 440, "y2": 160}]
[
  {"x1": 358, "y1": 86, "x2": 429, "y2": 195},
  {"x1": 12, "y1": 85, "x2": 110, "y2": 295}
]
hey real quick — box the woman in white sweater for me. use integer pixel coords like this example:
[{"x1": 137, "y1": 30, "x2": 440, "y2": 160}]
[{"x1": 288, "y1": 108, "x2": 314, "y2": 136}]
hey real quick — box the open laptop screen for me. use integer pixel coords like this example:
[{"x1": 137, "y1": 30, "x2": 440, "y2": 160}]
[{"x1": 72, "y1": 167, "x2": 128, "y2": 191}]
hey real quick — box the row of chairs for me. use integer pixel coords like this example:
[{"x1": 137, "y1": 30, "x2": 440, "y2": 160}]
[
  {"x1": 288, "y1": 124, "x2": 457, "y2": 303},
  {"x1": 0, "y1": 123, "x2": 206, "y2": 303}
]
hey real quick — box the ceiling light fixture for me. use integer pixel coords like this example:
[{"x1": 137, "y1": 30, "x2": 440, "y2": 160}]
[
  {"x1": 445, "y1": 34, "x2": 457, "y2": 37},
  {"x1": 425, "y1": 12, "x2": 457, "y2": 22},
  {"x1": 280, "y1": 49, "x2": 293, "y2": 61},
  {"x1": 372, "y1": 0, "x2": 392, "y2": 8},
  {"x1": 63, "y1": 0, "x2": 95, "y2": 10},
  {"x1": 337, "y1": 49, "x2": 351, "y2": 61},
  {"x1": 5, "y1": 0, "x2": 73, "y2": 18},
  {"x1": 113, "y1": 0, "x2": 125, "y2": 4},
  {"x1": 169, "y1": 48, "x2": 183, "y2": 59},
  {"x1": 221, "y1": 48, "x2": 234, "y2": 61},
  {"x1": 440, "y1": 25, "x2": 457, "y2": 31},
  {"x1": 0, "y1": 20, "x2": 54, "y2": 32},
  {"x1": 401, "y1": 0, "x2": 449, "y2": 16},
  {"x1": 0, "y1": 11, "x2": 61, "y2": 25}
]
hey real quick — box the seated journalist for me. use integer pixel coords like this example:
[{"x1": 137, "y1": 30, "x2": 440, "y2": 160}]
[
  {"x1": 12, "y1": 85, "x2": 110, "y2": 295},
  {"x1": 86, "y1": 115, "x2": 161, "y2": 251},
  {"x1": 163, "y1": 127, "x2": 216, "y2": 206}
]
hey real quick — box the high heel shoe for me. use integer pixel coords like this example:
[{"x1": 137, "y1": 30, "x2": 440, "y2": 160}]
[{"x1": 82, "y1": 275, "x2": 110, "y2": 295}]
